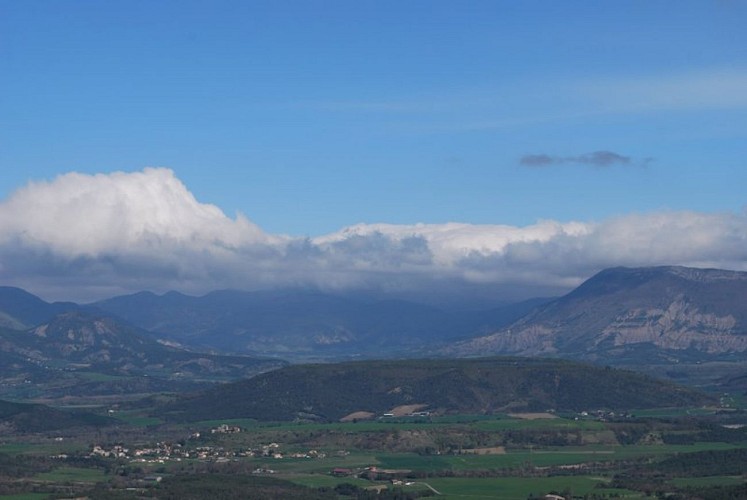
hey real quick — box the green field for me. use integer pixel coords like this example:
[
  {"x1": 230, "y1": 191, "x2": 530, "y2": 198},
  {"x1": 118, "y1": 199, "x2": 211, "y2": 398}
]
[
  {"x1": 471, "y1": 418, "x2": 607, "y2": 432},
  {"x1": 0, "y1": 494, "x2": 52, "y2": 500},
  {"x1": 34, "y1": 466, "x2": 107, "y2": 483},
  {"x1": 76, "y1": 371, "x2": 130, "y2": 382},
  {"x1": 281, "y1": 473, "x2": 373, "y2": 488},
  {"x1": 629, "y1": 407, "x2": 717, "y2": 418},
  {"x1": 188, "y1": 413, "x2": 607, "y2": 434},
  {"x1": 1, "y1": 406, "x2": 744, "y2": 499},
  {"x1": 257, "y1": 437, "x2": 746, "y2": 498},
  {"x1": 425, "y1": 476, "x2": 645, "y2": 499},
  {"x1": 0, "y1": 442, "x2": 76, "y2": 455},
  {"x1": 112, "y1": 410, "x2": 163, "y2": 426},
  {"x1": 669, "y1": 475, "x2": 746, "y2": 488}
]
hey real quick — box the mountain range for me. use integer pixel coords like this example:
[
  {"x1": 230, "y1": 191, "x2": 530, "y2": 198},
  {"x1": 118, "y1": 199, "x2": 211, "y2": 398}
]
[
  {"x1": 92, "y1": 289, "x2": 546, "y2": 359},
  {"x1": 1, "y1": 265, "x2": 746, "y2": 401}
]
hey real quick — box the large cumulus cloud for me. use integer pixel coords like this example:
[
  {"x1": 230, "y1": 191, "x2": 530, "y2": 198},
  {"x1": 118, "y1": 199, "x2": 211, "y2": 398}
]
[
  {"x1": 0, "y1": 168, "x2": 276, "y2": 255},
  {"x1": 1, "y1": 168, "x2": 747, "y2": 303}
]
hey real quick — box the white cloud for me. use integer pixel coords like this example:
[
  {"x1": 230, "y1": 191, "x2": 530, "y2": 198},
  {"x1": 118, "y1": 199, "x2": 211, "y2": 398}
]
[
  {"x1": 314, "y1": 220, "x2": 590, "y2": 269},
  {"x1": 0, "y1": 168, "x2": 278, "y2": 257},
  {"x1": 1, "y1": 168, "x2": 747, "y2": 303},
  {"x1": 316, "y1": 211, "x2": 747, "y2": 293}
]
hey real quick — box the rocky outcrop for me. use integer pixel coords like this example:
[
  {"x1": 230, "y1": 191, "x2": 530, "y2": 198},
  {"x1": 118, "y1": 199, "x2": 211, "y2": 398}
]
[{"x1": 601, "y1": 297, "x2": 745, "y2": 353}]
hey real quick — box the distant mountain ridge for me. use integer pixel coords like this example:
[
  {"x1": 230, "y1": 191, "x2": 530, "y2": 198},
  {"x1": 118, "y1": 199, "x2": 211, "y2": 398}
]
[
  {"x1": 93, "y1": 289, "x2": 547, "y2": 359},
  {"x1": 2, "y1": 265, "x2": 747, "y2": 370},
  {"x1": 445, "y1": 266, "x2": 747, "y2": 363},
  {"x1": 0, "y1": 286, "x2": 78, "y2": 329}
]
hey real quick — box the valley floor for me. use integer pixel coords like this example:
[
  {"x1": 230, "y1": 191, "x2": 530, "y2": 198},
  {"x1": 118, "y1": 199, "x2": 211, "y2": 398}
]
[{"x1": 1, "y1": 407, "x2": 746, "y2": 499}]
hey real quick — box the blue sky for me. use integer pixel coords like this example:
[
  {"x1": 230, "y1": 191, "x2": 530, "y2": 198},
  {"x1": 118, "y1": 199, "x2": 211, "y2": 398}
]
[{"x1": 1, "y1": 1, "x2": 747, "y2": 301}]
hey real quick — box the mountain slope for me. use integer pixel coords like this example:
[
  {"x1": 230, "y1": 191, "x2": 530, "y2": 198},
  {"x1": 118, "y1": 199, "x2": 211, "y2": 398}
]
[
  {"x1": 0, "y1": 311, "x2": 286, "y2": 399},
  {"x1": 161, "y1": 357, "x2": 711, "y2": 422},
  {"x1": 446, "y1": 266, "x2": 747, "y2": 363}
]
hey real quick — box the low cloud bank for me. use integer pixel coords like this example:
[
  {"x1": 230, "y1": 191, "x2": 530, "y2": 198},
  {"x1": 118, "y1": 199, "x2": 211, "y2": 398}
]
[{"x1": 1, "y1": 168, "x2": 746, "y2": 303}]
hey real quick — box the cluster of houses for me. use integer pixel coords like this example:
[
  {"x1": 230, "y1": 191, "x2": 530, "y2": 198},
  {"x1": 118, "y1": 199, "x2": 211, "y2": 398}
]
[
  {"x1": 87, "y1": 441, "x2": 333, "y2": 463},
  {"x1": 87, "y1": 424, "x2": 343, "y2": 464},
  {"x1": 90, "y1": 442, "x2": 191, "y2": 462},
  {"x1": 90, "y1": 444, "x2": 129, "y2": 458},
  {"x1": 575, "y1": 409, "x2": 633, "y2": 421},
  {"x1": 210, "y1": 424, "x2": 242, "y2": 434},
  {"x1": 380, "y1": 410, "x2": 431, "y2": 418}
]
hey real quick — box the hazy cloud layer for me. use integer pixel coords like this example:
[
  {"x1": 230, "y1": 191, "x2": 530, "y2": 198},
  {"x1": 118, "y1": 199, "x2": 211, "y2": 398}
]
[
  {"x1": 520, "y1": 151, "x2": 636, "y2": 167},
  {"x1": 1, "y1": 168, "x2": 746, "y2": 302}
]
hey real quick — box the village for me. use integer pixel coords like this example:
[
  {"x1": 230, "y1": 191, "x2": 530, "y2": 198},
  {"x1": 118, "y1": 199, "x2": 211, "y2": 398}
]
[
  {"x1": 85, "y1": 408, "x2": 633, "y2": 465},
  {"x1": 86, "y1": 423, "x2": 336, "y2": 465}
]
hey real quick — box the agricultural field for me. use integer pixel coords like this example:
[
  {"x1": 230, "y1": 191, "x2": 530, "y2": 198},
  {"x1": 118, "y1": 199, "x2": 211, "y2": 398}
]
[{"x1": 0, "y1": 404, "x2": 745, "y2": 499}]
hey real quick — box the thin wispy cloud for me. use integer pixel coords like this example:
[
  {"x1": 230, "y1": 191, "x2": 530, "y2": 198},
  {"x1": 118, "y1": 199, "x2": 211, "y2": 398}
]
[
  {"x1": 292, "y1": 67, "x2": 747, "y2": 136},
  {"x1": 578, "y1": 67, "x2": 747, "y2": 114}
]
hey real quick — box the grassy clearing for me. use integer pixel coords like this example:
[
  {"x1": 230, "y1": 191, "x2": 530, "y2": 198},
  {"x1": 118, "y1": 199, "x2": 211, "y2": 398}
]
[
  {"x1": 35, "y1": 466, "x2": 107, "y2": 483},
  {"x1": 76, "y1": 371, "x2": 130, "y2": 382},
  {"x1": 430, "y1": 414, "x2": 506, "y2": 424},
  {"x1": 375, "y1": 449, "x2": 594, "y2": 471},
  {"x1": 374, "y1": 441, "x2": 743, "y2": 473},
  {"x1": 263, "y1": 420, "x2": 452, "y2": 433},
  {"x1": 112, "y1": 411, "x2": 162, "y2": 427},
  {"x1": 283, "y1": 472, "x2": 649, "y2": 499},
  {"x1": 471, "y1": 417, "x2": 605, "y2": 431},
  {"x1": 424, "y1": 476, "x2": 645, "y2": 499},
  {"x1": 377, "y1": 450, "x2": 610, "y2": 471},
  {"x1": 610, "y1": 441, "x2": 740, "y2": 460},
  {"x1": 0, "y1": 494, "x2": 52, "y2": 500},
  {"x1": 629, "y1": 407, "x2": 714, "y2": 418},
  {"x1": 0, "y1": 443, "x2": 38, "y2": 454},
  {"x1": 669, "y1": 475, "x2": 746, "y2": 487},
  {"x1": 375, "y1": 453, "x2": 452, "y2": 471},
  {"x1": 282, "y1": 473, "x2": 372, "y2": 488},
  {"x1": 0, "y1": 442, "x2": 76, "y2": 455}
]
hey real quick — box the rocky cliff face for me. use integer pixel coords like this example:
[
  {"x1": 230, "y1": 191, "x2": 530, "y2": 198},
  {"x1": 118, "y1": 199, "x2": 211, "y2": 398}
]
[
  {"x1": 448, "y1": 266, "x2": 747, "y2": 363},
  {"x1": 600, "y1": 297, "x2": 744, "y2": 353}
]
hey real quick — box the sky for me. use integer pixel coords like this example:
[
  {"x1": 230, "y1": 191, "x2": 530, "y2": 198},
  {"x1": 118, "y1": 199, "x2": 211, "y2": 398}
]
[{"x1": 1, "y1": 1, "x2": 747, "y2": 303}]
